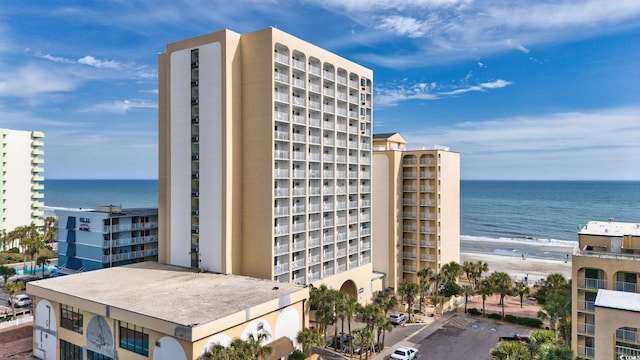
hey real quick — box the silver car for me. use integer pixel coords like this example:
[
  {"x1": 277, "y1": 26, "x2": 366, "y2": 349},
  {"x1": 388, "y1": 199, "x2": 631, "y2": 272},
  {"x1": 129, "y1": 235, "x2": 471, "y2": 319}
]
[{"x1": 8, "y1": 294, "x2": 32, "y2": 308}]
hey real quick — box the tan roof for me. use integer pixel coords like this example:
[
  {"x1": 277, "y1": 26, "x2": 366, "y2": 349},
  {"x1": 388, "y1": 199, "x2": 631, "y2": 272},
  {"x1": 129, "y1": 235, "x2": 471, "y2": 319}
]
[{"x1": 27, "y1": 262, "x2": 306, "y2": 328}]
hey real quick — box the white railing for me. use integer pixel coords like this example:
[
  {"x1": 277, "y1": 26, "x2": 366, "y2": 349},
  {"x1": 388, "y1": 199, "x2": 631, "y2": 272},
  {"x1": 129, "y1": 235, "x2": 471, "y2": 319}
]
[
  {"x1": 574, "y1": 247, "x2": 640, "y2": 262},
  {"x1": 577, "y1": 345, "x2": 594, "y2": 359},
  {"x1": 577, "y1": 277, "x2": 607, "y2": 289},
  {"x1": 0, "y1": 315, "x2": 32, "y2": 330},
  {"x1": 577, "y1": 322, "x2": 595, "y2": 335}
]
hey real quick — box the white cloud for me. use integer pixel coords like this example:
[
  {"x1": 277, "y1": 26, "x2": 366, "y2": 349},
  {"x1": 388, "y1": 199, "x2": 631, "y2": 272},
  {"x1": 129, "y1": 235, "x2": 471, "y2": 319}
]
[
  {"x1": 78, "y1": 55, "x2": 122, "y2": 69},
  {"x1": 83, "y1": 99, "x2": 157, "y2": 113},
  {"x1": 506, "y1": 40, "x2": 530, "y2": 54},
  {"x1": 0, "y1": 64, "x2": 78, "y2": 97},
  {"x1": 376, "y1": 15, "x2": 430, "y2": 38},
  {"x1": 376, "y1": 79, "x2": 512, "y2": 107},
  {"x1": 403, "y1": 107, "x2": 640, "y2": 180}
]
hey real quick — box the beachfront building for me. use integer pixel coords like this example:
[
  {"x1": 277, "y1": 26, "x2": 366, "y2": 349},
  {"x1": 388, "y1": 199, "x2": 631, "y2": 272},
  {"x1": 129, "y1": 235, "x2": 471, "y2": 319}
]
[
  {"x1": 158, "y1": 27, "x2": 377, "y2": 302},
  {"x1": 27, "y1": 262, "x2": 308, "y2": 360},
  {"x1": 55, "y1": 206, "x2": 158, "y2": 274},
  {"x1": 0, "y1": 128, "x2": 45, "y2": 239},
  {"x1": 572, "y1": 220, "x2": 640, "y2": 359},
  {"x1": 371, "y1": 133, "x2": 460, "y2": 292}
]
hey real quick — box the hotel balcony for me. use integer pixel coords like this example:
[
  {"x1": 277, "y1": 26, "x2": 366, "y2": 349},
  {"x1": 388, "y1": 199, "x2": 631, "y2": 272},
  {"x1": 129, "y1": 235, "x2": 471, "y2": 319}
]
[
  {"x1": 31, "y1": 148, "x2": 44, "y2": 156},
  {"x1": 403, "y1": 212, "x2": 417, "y2": 219},
  {"x1": 274, "y1": 130, "x2": 289, "y2": 141},
  {"x1": 309, "y1": 83, "x2": 321, "y2": 94},
  {"x1": 274, "y1": 110, "x2": 289, "y2": 122},
  {"x1": 403, "y1": 239, "x2": 417, "y2": 246},
  {"x1": 309, "y1": 272, "x2": 321, "y2": 282},
  {"x1": 274, "y1": 52, "x2": 289, "y2": 65},
  {"x1": 274, "y1": 263, "x2": 289, "y2": 275},
  {"x1": 104, "y1": 248, "x2": 158, "y2": 263},
  {"x1": 274, "y1": 92, "x2": 289, "y2": 104},
  {"x1": 403, "y1": 265, "x2": 417, "y2": 273},
  {"x1": 309, "y1": 255, "x2": 321, "y2": 266},
  {"x1": 323, "y1": 251, "x2": 334, "y2": 259},
  {"x1": 309, "y1": 235, "x2": 321, "y2": 248},
  {"x1": 274, "y1": 72, "x2": 289, "y2": 84},
  {"x1": 577, "y1": 322, "x2": 595, "y2": 335},
  {"x1": 577, "y1": 277, "x2": 607, "y2": 290},
  {"x1": 274, "y1": 244, "x2": 289, "y2": 256},
  {"x1": 32, "y1": 166, "x2": 44, "y2": 173},
  {"x1": 274, "y1": 207, "x2": 289, "y2": 217},
  {"x1": 323, "y1": 235, "x2": 334, "y2": 245},
  {"x1": 31, "y1": 183, "x2": 44, "y2": 191},
  {"x1": 574, "y1": 247, "x2": 640, "y2": 262},
  {"x1": 323, "y1": 268, "x2": 335, "y2": 278},
  {"x1": 420, "y1": 240, "x2": 436, "y2": 248},
  {"x1": 274, "y1": 225, "x2": 289, "y2": 235},
  {"x1": 616, "y1": 281, "x2": 639, "y2": 293},
  {"x1": 577, "y1": 345, "x2": 595, "y2": 359},
  {"x1": 403, "y1": 252, "x2": 417, "y2": 259},
  {"x1": 31, "y1": 139, "x2": 44, "y2": 147},
  {"x1": 292, "y1": 259, "x2": 306, "y2": 270},
  {"x1": 420, "y1": 254, "x2": 436, "y2": 262},
  {"x1": 308, "y1": 65, "x2": 320, "y2": 76},
  {"x1": 403, "y1": 225, "x2": 417, "y2": 232},
  {"x1": 617, "y1": 328, "x2": 640, "y2": 345}
]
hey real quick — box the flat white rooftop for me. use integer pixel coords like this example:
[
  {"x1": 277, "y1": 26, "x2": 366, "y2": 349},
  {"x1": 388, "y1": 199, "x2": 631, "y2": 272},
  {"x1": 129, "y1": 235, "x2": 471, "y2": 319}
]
[
  {"x1": 579, "y1": 221, "x2": 640, "y2": 237},
  {"x1": 27, "y1": 262, "x2": 306, "y2": 328},
  {"x1": 595, "y1": 289, "x2": 640, "y2": 313}
]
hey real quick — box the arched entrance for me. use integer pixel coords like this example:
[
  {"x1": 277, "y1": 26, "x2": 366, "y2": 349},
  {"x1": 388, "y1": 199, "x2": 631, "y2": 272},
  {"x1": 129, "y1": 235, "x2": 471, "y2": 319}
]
[{"x1": 340, "y1": 279, "x2": 358, "y2": 299}]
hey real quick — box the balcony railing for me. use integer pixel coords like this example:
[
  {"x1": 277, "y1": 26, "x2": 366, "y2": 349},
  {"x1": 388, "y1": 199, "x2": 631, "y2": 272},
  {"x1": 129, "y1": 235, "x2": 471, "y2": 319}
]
[
  {"x1": 403, "y1": 265, "x2": 417, "y2": 273},
  {"x1": 577, "y1": 277, "x2": 607, "y2": 290},
  {"x1": 577, "y1": 300, "x2": 595, "y2": 312},
  {"x1": 573, "y1": 247, "x2": 640, "y2": 262},
  {"x1": 616, "y1": 281, "x2": 638, "y2": 293},
  {"x1": 577, "y1": 322, "x2": 595, "y2": 335},
  {"x1": 617, "y1": 329, "x2": 640, "y2": 344},
  {"x1": 577, "y1": 345, "x2": 594, "y2": 359}
]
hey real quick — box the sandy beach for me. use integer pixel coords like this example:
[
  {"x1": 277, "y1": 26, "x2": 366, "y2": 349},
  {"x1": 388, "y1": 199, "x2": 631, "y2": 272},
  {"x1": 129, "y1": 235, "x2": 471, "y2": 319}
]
[{"x1": 460, "y1": 240, "x2": 574, "y2": 284}]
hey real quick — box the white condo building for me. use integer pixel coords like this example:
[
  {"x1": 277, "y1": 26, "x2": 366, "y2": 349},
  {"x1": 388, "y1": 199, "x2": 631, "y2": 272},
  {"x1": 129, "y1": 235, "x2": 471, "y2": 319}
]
[{"x1": 0, "y1": 128, "x2": 45, "y2": 238}]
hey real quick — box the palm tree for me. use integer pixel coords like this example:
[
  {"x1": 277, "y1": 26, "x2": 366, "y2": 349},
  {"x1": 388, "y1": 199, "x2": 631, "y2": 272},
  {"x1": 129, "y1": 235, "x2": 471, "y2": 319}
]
[
  {"x1": 41, "y1": 216, "x2": 57, "y2": 244},
  {"x1": 489, "y1": 272, "x2": 513, "y2": 319},
  {"x1": 474, "y1": 260, "x2": 489, "y2": 284},
  {"x1": 477, "y1": 279, "x2": 493, "y2": 317},
  {"x1": 373, "y1": 290, "x2": 398, "y2": 317},
  {"x1": 377, "y1": 318, "x2": 393, "y2": 351},
  {"x1": 462, "y1": 261, "x2": 476, "y2": 287},
  {"x1": 0, "y1": 265, "x2": 16, "y2": 285},
  {"x1": 246, "y1": 331, "x2": 273, "y2": 359},
  {"x1": 352, "y1": 327, "x2": 374, "y2": 360},
  {"x1": 296, "y1": 328, "x2": 325, "y2": 355},
  {"x1": 490, "y1": 340, "x2": 531, "y2": 360},
  {"x1": 417, "y1": 266, "x2": 434, "y2": 310},
  {"x1": 441, "y1": 261, "x2": 462, "y2": 283},
  {"x1": 344, "y1": 296, "x2": 362, "y2": 355},
  {"x1": 37, "y1": 256, "x2": 50, "y2": 278},
  {"x1": 397, "y1": 282, "x2": 419, "y2": 323},
  {"x1": 462, "y1": 285, "x2": 475, "y2": 313},
  {"x1": 3, "y1": 281, "x2": 25, "y2": 319},
  {"x1": 514, "y1": 281, "x2": 530, "y2": 308}
]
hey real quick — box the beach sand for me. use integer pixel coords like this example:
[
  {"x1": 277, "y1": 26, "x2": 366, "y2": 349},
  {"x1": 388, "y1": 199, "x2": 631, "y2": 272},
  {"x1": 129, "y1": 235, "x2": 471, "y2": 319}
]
[{"x1": 460, "y1": 252, "x2": 572, "y2": 285}]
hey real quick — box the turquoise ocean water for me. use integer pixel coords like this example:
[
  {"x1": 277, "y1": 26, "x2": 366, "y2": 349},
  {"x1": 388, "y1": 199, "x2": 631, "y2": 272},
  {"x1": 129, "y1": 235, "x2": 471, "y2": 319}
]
[{"x1": 43, "y1": 180, "x2": 639, "y2": 256}]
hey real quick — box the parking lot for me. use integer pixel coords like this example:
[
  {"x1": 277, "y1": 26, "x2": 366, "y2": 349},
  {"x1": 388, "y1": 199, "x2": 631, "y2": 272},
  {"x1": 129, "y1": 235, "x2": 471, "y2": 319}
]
[{"x1": 401, "y1": 313, "x2": 533, "y2": 360}]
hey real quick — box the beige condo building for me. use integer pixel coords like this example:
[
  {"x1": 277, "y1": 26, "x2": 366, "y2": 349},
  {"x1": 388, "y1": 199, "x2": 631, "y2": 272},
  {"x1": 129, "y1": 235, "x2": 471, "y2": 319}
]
[
  {"x1": 158, "y1": 27, "x2": 377, "y2": 301},
  {"x1": 572, "y1": 220, "x2": 640, "y2": 359},
  {"x1": 371, "y1": 133, "x2": 460, "y2": 291}
]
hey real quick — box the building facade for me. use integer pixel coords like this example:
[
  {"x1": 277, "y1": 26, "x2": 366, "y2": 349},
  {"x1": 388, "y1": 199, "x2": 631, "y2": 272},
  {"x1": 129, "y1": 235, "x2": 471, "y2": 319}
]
[
  {"x1": 158, "y1": 27, "x2": 375, "y2": 301},
  {"x1": 55, "y1": 206, "x2": 158, "y2": 273},
  {"x1": 0, "y1": 128, "x2": 45, "y2": 237},
  {"x1": 28, "y1": 262, "x2": 308, "y2": 360},
  {"x1": 371, "y1": 133, "x2": 460, "y2": 292},
  {"x1": 572, "y1": 220, "x2": 640, "y2": 359}
]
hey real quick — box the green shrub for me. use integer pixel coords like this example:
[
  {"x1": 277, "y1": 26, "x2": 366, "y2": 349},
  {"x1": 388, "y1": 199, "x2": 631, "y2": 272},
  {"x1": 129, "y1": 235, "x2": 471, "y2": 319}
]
[
  {"x1": 467, "y1": 308, "x2": 482, "y2": 316},
  {"x1": 516, "y1": 317, "x2": 542, "y2": 328},
  {"x1": 7, "y1": 248, "x2": 20, "y2": 254},
  {"x1": 288, "y1": 350, "x2": 306, "y2": 360},
  {"x1": 487, "y1": 313, "x2": 502, "y2": 320},
  {"x1": 504, "y1": 314, "x2": 518, "y2": 323}
]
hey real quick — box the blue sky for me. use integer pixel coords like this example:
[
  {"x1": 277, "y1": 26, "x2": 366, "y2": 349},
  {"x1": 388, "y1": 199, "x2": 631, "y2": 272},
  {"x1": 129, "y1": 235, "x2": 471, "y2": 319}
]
[{"x1": 1, "y1": 1, "x2": 639, "y2": 180}]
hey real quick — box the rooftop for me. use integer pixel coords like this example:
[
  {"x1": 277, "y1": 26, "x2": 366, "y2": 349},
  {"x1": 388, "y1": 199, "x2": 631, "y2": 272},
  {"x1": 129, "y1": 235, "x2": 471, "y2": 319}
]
[
  {"x1": 579, "y1": 220, "x2": 640, "y2": 237},
  {"x1": 27, "y1": 262, "x2": 306, "y2": 329},
  {"x1": 595, "y1": 289, "x2": 640, "y2": 312}
]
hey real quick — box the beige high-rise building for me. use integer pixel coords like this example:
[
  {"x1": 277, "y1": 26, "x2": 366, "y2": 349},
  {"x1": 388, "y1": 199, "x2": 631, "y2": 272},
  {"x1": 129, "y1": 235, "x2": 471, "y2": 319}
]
[
  {"x1": 371, "y1": 133, "x2": 460, "y2": 291},
  {"x1": 158, "y1": 27, "x2": 376, "y2": 301},
  {"x1": 572, "y1": 220, "x2": 640, "y2": 360},
  {"x1": 0, "y1": 128, "x2": 45, "y2": 237}
]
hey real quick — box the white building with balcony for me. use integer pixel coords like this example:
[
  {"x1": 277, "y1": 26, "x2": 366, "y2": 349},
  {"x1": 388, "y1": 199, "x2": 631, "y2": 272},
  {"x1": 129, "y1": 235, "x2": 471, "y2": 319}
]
[
  {"x1": 0, "y1": 128, "x2": 45, "y2": 237},
  {"x1": 55, "y1": 206, "x2": 158, "y2": 273}
]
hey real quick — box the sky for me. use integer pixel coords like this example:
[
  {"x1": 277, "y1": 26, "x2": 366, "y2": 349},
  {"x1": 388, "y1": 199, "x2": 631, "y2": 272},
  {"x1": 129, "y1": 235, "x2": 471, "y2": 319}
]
[{"x1": 0, "y1": 1, "x2": 639, "y2": 180}]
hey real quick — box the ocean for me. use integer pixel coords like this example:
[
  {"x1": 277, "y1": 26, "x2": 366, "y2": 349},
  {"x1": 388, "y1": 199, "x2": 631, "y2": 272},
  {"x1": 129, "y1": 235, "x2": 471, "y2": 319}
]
[{"x1": 43, "y1": 179, "x2": 639, "y2": 257}]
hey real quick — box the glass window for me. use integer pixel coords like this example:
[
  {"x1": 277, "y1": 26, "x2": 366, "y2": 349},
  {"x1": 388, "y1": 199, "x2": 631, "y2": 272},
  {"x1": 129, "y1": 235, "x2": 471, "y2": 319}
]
[
  {"x1": 119, "y1": 321, "x2": 149, "y2": 356},
  {"x1": 60, "y1": 304, "x2": 83, "y2": 334},
  {"x1": 60, "y1": 339, "x2": 82, "y2": 360},
  {"x1": 87, "y1": 350, "x2": 113, "y2": 360}
]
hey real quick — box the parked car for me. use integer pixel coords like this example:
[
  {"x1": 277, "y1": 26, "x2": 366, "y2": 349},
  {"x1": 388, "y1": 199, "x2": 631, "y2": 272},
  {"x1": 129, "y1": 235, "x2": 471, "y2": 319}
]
[
  {"x1": 390, "y1": 346, "x2": 419, "y2": 360},
  {"x1": 389, "y1": 312, "x2": 406, "y2": 325},
  {"x1": 8, "y1": 294, "x2": 32, "y2": 308}
]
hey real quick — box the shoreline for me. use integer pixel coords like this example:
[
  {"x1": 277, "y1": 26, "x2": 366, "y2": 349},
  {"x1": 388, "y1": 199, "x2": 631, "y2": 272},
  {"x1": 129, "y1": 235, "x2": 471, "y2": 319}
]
[{"x1": 460, "y1": 240, "x2": 573, "y2": 284}]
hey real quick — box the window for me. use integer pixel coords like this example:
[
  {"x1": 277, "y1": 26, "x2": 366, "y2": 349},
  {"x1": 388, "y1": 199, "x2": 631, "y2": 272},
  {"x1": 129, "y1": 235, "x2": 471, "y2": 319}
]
[
  {"x1": 87, "y1": 350, "x2": 113, "y2": 360},
  {"x1": 60, "y1": 339, "x2": 82, "y2": 360},
  {"x1": 61, "y1": 304, "x2": 83, "y2": 334},
  {"x1": 119, "y1": 321, "x2": 149, "y2": 356}
]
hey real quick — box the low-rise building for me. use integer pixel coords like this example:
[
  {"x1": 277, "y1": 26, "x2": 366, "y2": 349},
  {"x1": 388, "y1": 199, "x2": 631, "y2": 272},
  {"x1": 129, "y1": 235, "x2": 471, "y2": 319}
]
[
  {"x1": 27, "y1": 262, "x2": 308, "y2": 360},
  {"x1": 55, "y1": 206, "x2": 158, "y2": 274},
  {"x1": 572, "y1": 220, "x2": 640, "y2": 359}
]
